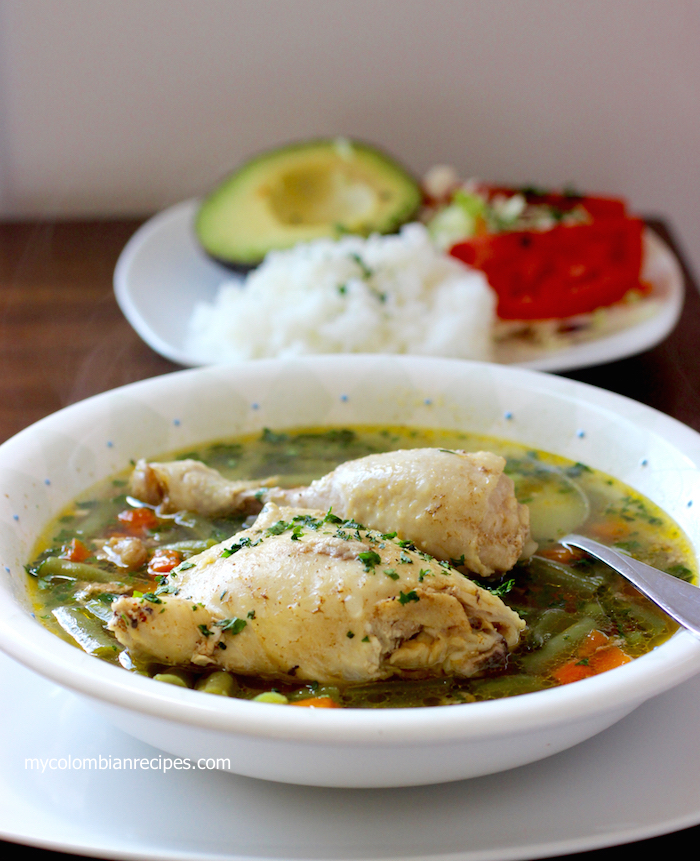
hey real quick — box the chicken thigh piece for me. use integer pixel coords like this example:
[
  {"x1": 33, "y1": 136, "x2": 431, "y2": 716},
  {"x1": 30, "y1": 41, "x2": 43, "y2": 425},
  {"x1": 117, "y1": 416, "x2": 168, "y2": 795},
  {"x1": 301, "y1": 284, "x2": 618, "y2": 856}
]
[
  {"x1": 109, "y1": 503, "x2": 525, "y2": 684},
  {"x1": 130, "y1": 448, "x2": 535, "y2": 578},
  {"x1": 271, "y1": 448, "x2": 535, "y2": 577}
]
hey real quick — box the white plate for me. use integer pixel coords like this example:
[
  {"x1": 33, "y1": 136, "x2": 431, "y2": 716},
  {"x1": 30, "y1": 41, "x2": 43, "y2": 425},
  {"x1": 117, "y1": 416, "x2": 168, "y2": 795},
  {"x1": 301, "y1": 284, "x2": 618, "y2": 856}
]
[
  {"x1": 113, "y1": 201, "x2": 684, "y2": 373},
  {"x1": 3, "y1": 645, "x2": 700, "y2": 861}
]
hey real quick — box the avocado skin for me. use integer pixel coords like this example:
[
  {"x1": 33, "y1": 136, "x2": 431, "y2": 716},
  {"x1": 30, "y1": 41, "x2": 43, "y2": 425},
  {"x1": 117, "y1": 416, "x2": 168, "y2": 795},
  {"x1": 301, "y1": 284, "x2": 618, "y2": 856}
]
[{"x1": 195, "y1": 139, "x2": 422, "y2": 269}]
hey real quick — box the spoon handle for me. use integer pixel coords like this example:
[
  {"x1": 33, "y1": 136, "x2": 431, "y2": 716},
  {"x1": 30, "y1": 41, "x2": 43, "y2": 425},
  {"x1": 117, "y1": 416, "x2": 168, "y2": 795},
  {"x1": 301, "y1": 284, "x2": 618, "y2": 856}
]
[{"x1": 561, "y1": 534, "x2": 700, "y2": 639}]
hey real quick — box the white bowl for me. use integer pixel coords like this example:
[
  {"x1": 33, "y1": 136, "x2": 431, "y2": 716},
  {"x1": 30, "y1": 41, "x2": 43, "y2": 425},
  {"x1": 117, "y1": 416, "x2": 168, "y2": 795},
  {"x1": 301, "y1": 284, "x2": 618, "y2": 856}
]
[{"x1": 1, "y1": 355, "x2": 699, "y2": 788}]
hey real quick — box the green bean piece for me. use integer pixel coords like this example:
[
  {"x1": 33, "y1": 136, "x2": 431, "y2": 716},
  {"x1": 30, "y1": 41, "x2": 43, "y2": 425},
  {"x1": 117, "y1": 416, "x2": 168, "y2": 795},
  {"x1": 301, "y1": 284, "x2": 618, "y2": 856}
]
[
  {"x1": 519, "y1": 616, "x2": 600, "y2": 674},
  {"x1": 83, "y1": 597, "x2": 118, "y2": 622},
  {"x1": 621, "y1": 599, "x2": 670, "y2": 639},
  {"x1": 153, "y1": 669, "x2": 192, "y2": 688},
  {"x1": 288, "y1": 684, "x2": 341, "y2": 704},
  {"x1": 159, "y1": 539, "x2": 218, "y2": 556},
  {"x1": 469, "y1": 675, "x2": 548, "y2": 699},
  {"x1": 51, "y1": 606, "x2": 122, "y2": 659},
  {"x1": 38, "y1": 556, "x2": 117, "y2": 583},
  {"x1": 195, "y1": 671, "x2": 239, "y2": 697},
  {"x1": 527, "y1": 608, "x2": 573, "y2": 648},
  {"x1": 529, "y1": 556, "x2": 604, "y2": 598}
]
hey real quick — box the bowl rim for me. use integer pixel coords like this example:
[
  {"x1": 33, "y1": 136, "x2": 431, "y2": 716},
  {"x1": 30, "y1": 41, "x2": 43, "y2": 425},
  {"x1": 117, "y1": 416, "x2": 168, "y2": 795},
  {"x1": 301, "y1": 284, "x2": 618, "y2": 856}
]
[{"x1": 2, "y1": 354, "x2": 700, "y2": 745}]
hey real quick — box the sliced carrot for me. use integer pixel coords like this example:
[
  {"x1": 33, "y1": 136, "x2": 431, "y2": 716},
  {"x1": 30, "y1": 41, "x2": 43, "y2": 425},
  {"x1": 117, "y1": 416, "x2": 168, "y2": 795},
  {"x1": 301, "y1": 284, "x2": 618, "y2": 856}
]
[
  {"x1": 551, "y1": 633, "x2": 631, "y2": 686},
  {"x1": 148, "y1": 548, "x2": 182, "y2": 575},
  {"x1": 117, "y1": 507, "x2": 159, "y2": 535},
  {"x1": 538, "y1": 545, "x2": 586, "y2": 565},
  {"x1": 577, "y1": 629, "x2": 610, "y2": 658},
  {"x1": 589, "y1": 645, "x2": 632, "y2": 673},
  {"x1": 290, "y1": 696, "x2": 340, "y2": 708},
  {"x1": 551, "y1": 661, "x2": 591, "y2": 685},
  {"x1": 61, "y1": 538, "x2": 90, "y2": 563},
  {"x1": 586, "y1": 518, "x2": 631, "y2": 542}
]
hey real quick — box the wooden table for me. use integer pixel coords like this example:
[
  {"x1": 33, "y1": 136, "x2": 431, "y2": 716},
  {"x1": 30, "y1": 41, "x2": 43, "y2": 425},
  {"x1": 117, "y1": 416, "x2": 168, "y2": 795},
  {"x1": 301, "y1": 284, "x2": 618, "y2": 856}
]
[{"x1": 1, "y1": 218, "x2": 699, "y2": 860}]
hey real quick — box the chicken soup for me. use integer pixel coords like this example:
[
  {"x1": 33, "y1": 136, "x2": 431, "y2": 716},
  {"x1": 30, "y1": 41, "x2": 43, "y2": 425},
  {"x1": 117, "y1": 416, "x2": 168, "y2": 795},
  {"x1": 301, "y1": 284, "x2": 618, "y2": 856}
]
[{"x1": 26, "y1": 426, "x2": 696, "y2": 708}]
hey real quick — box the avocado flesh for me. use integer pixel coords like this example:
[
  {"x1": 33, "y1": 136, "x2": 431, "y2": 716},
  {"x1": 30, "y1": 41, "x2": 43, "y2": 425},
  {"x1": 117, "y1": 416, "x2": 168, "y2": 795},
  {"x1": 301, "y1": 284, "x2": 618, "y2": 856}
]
[{"x1": 195, "y1": 140, "x2": 421, "y2": 267}]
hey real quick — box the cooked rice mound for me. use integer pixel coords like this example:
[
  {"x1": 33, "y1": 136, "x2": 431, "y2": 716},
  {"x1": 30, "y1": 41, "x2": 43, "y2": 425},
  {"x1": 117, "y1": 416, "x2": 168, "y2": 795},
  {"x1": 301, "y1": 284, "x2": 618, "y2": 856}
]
[{"x1": 185, "y1": 223, "x2": 496, "y2": 362}]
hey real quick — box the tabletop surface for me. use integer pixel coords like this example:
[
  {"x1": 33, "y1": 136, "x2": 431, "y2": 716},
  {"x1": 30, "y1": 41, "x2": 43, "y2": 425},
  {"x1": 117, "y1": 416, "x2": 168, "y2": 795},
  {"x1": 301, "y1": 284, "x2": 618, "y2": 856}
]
[{"x1": 0, "y1": 216, "x2": 699, "y2": 860}]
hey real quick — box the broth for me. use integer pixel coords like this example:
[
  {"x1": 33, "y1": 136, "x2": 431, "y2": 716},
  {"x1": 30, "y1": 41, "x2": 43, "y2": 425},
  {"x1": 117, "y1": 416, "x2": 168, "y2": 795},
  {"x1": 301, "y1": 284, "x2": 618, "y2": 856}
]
[{"x1": 26, "y1": 426, "x2": 696, "y2": 707}]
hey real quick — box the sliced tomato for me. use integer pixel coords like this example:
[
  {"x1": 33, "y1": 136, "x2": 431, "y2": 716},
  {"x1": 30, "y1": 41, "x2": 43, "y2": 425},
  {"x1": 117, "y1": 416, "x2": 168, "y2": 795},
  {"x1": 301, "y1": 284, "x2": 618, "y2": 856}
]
[{"x1": 450, "y1": 216, "x2": 646, "y2": 320}]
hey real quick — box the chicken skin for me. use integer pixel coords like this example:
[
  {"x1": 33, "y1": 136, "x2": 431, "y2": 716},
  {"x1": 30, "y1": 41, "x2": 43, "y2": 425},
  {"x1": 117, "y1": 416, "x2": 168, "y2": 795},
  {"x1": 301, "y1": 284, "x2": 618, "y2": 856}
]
[
  {"x1": 130, "y1": 448, "x2": 535, "y2": 577},
  {"x1": 109, "y1": 503, "x2": 525, "y2": 684}
]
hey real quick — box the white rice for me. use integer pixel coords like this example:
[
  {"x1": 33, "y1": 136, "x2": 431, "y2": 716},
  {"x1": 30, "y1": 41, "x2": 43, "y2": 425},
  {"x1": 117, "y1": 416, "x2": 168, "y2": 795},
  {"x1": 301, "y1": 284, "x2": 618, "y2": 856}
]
[{"x1": 185, "y1": 223, "x2": 496, "y2": 363}]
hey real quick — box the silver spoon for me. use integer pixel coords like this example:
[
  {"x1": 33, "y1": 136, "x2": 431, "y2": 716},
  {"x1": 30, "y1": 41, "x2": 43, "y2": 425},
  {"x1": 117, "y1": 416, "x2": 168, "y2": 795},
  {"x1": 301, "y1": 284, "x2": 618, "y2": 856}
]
[{"x1": 561, "y1": 534, "x2": 700, "y2": 639}]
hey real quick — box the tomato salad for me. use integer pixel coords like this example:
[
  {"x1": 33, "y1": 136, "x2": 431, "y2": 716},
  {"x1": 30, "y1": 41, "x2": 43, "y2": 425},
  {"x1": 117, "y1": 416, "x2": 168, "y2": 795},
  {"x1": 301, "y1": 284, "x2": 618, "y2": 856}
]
[{"x1": 422, "y1": 170, "x2": 649, "y2": 323}]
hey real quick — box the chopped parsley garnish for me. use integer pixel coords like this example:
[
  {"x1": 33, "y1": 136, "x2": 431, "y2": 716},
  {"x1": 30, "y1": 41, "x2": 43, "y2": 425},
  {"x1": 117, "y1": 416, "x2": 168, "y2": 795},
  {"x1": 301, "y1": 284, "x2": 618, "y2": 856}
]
[
  {"x1": 215, "y1": 617, "x2": 247, "y2": 636},
  {"x1": 397, "y1": 539, "x2": 417, "y2": 551},
  {"x1": 174, "y1": 560, "x2": 195, "y2": 572},
  {"x1": 265, "y1": 521, "x2": 290, "y2": 536},
  {"x1": 488, "y1": 578, "x2": 515, "y2": 597},
  {"x1": 221, "y1": 536, "x2": 258, "y2": 556},
  {"x1": 398, "y1": 590, "x2": 420, "y2": 605},
  {"x1": 350, "y1": 251, "x2": 373, "y2": 279},
  {"x1": 358, "y1": 550, "x2": 382, "y2": 572}
]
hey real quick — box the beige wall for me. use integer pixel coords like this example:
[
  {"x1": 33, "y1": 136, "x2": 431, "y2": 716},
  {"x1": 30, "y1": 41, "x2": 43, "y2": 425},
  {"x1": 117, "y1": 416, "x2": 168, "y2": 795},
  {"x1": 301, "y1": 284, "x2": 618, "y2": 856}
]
[{"x1": 0, "y1": 0, "x2": 698, "y2": 279}]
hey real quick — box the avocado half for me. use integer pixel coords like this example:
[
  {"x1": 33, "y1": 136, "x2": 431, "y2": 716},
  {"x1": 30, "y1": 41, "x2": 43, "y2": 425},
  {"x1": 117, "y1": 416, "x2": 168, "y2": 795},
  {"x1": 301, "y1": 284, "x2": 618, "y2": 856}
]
[{"x1": 195, "y1": 138, "x2": 422, "y2": 269}]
